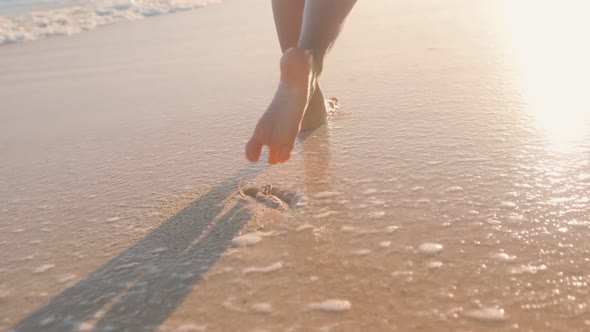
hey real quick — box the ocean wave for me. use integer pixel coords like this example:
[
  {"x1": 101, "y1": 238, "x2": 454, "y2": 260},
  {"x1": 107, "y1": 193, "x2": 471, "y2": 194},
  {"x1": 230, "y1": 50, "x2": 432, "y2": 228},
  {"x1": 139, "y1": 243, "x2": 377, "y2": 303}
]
[{"x1": 0, "y1": 0, "x2": 220, "y2": 45}]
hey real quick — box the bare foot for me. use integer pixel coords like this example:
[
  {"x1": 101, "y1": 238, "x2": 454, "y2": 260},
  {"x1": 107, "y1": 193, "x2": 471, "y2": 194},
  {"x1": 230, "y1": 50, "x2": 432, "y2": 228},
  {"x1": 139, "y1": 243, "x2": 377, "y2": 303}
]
[
  {"x1": 301, "y1": 86, "x2": 339, "y2": 132},
  {"x1": 300, "y1": 84, "x2": 328, "y2": 132},
  {"x1": 245, "y1": 48, "x2": 314, "y2": 164}
]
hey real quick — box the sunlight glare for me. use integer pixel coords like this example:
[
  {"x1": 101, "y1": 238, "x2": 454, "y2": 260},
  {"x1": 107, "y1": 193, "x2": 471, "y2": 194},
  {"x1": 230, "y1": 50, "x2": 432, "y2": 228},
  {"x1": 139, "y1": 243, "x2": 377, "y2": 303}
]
[{"x1": 502, "y1": 0, "x2": 590, "y2": 151}]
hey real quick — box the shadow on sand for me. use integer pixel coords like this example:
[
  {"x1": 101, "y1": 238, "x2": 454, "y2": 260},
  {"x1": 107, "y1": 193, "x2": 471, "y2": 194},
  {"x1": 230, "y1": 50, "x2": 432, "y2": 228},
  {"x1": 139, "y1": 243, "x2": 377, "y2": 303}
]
[
  {"x1": 12, "y1": 165, "x2": 261, "y2": 331},
  {"x1": 12, "y1": 124, "x2": 337, "y2": 331}
]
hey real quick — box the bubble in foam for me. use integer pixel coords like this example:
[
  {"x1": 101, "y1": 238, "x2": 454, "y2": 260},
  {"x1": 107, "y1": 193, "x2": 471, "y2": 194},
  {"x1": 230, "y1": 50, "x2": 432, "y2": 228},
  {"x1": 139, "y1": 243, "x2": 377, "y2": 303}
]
[
  {"x1": 59, "y1": 274, "x2": 77, "y2": 283},
  {"x1": 444, "y1": 186, "x2": 463, "y2": 193},
  {"x1": 510, "y1": 264, "x2": 547, "y2": 275},
  {"x1": 307, "y1": 299, "x2": 351, "y2": 312},
  {"x1": 291, "y1": 194, "x2": 308, "y2": 207},
  {"x1": 369, "y1": 211, "x2": 385, "y2": 219},
  {"x1": 418, "y1": 243, "x2": 443, "y2": 256},
  {"x1": 232, "y1": 231, "x2": 274, "y2": 247},
  {"x1": 250, "y1": 302, "x2": 273, "y2": 314},
  {"x1": 464, "y1": 307, "x2": 507, "y2": 322},
  {"x1": 39, "y1": 316, "x2": 55, "y2": 326},
  {"x1": 34, "y1": 264, "x2": 55, "y2": 274},
  {"x1": 492, "y1": 252, "x2": 516, "y2": 262},
  {"x1": 385, "y1": 225, "x2": 399, "y2": 233},
  {"x1": 177, "y1": 323, "x2": 207, "y2": 332},
  {"x1": 370, "y1": 198, "x2": 386, "y2": 206},
  {"x1": 411, "y1": 186, "x2": 425, "y2": 191},
  {"x1": 378, "y1": 241, "x2": 391, "y2": 248},
  {"x1": 500, "y1": 201, "x2": 517, "y2": 209},
  {"x1": 296, "y1": 224, "x2": 314, "y2": 231},
  {"x1": 243, "y1": 262, "x2": 283, "y2": 274},
  {"x1": 77, "y1": 322, "x2": 94, "y2": 331},
  {"x1": 314, "y1": 211, "x2": 338, "y2": 219},
  {"x1": 507, "y1": 213, "x2": 523, "y2": 222},
  {"x1": 362, "y1": 188, "x2": 378, "y2": 195},
  {"x1": 352, "y1": 249, "x2": 371, "y2": 256},
  {"x1": 313, "y1": 192, "x2": 342, "y2": 199},
  {"x1": 567, "y1": 219, "x2": 589, "y2": 226},
  {"x1": 391, "y1": 270, "x2": 414, "y2": 277},
  {"x1": 426, "y1": 261, "x2": 443, "y2": 269}
]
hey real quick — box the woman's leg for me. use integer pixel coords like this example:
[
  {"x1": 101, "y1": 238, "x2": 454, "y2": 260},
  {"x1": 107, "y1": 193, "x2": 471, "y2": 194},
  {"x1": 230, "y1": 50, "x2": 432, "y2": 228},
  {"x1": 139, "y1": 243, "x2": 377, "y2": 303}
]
[
  {"x1": 245, "y1": 0, "x2": 356, "y2": 164},
  {"x1": 272, "y1": 0, "x2": 329, "y2": 132}
]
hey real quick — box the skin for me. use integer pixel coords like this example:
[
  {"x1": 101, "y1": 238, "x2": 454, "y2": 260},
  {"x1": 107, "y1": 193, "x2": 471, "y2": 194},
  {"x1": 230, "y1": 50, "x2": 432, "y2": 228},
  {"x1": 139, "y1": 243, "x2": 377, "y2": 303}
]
[{"x1": 245, "y1": 0, "x2": 357, "y2": 164}]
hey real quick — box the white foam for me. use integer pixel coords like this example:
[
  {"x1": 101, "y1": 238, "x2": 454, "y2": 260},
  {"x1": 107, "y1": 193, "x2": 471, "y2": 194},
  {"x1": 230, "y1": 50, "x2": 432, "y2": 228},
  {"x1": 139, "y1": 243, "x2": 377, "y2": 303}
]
[
  {"x1": 314, "y1": 211, "x2": 338, "y2": 219},
  {"x1": 296, "y1": 224, "x2": 314, "y2": 231},
  {"x1": 341, "y1": 225, "x2": 355, "y2": 232},
  {"x1": 177, "y1": 323, "x2": 207, "y2": 331},
  {"x1": 426, "y1": 261, "x2": 443, "y2": 269},
  {"x1": 417, "y1": 243, "x2": 443, "y2": 256},
  {"x1": 464, "y1": 307, "x2": 507, "y2": 322},
  {"x1": 291, "y1": 194, "x2": 308, "y2": 208},
  {"x1": 0, "y1": 0, "x2": 220, "y2": 45},
  {"x1": 231, "y1": 231, "x2": 273, "y2": 247},
  {"x1": 500, "y1": 201, "x2": 517, "y2": 208},
  {"x1": 391, "y1": 270, "x2": 414, "y2": 277},
  {"x1": 444, "y1": 186, "x2": 463, "y2": 193},
  {"x1": 77, "y1": 322, "x2": 94, "y2": 331},
  {"x1": 34, "y1": 264, "x2": 55, "y2": 274},
  {"x1": 352, "y1": 249, "x2": 371, "y2": 256},
  {"x1": 385, "y1": 225, "x2": 399, "y2": 233},
  {"x1": 568, "y1": 220, "x2": 590, "y2": 227},
  {"x1": 362, "y1": 188, "x2": 378, "y2": 195},
  {"x1": 378, "y1": 241, "x2": 391, "y2": 248},
  {"x1": 507, "y1": 213, "x2": 523, "y2": 222},
  {"x1": 307, "y1": 299, "x2": 351, "y2": 312},
  {"x1": 368, "y1": 211, "x2": 385, "y2": 219},
  {"x1": 58, "y1": 273, "x2": 77, "y2": 283},
  {"x1": 313, "y1": 191, "x2": 342, "y2": 199},
  {"x1": 250, "y1": 302, "x2": 273, "y2": 314},
  {"x1": 510, "y1": 264, "x2": 547, "y2": 275},
  {"x1": 243, "y1": 262, "x2": 283, "y2": 274},
  {"x1": 492, "y1": 252, "x2": 516, "y2": 262},
  {"x1": 39, "y1": 316, "x2": 55, "y2": 326},
  {"x1": 106, "y1": 217, "x2": 120, "y2": 222}
]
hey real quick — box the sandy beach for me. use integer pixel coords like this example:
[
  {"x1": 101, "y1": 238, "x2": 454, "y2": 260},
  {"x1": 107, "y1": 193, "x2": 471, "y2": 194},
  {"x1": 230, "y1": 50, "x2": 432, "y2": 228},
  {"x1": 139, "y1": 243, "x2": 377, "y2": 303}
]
[{"x1": 1, "y1": 0, "x2": 590, "y2": 331}]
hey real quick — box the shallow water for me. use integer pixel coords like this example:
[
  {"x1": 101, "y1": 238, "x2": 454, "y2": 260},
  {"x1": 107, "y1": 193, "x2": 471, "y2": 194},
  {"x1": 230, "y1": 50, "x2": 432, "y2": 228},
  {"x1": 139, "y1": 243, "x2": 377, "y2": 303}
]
[{"x1": 1, "y1": 0, "x2": 590, "y2": 331}]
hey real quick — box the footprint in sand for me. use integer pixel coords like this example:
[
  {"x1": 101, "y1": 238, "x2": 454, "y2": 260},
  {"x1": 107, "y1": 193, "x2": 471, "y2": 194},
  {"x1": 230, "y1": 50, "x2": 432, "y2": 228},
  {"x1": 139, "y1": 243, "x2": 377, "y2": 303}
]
[{"x1": 241, "y1": 185, "x2": 303, "y2": 210}]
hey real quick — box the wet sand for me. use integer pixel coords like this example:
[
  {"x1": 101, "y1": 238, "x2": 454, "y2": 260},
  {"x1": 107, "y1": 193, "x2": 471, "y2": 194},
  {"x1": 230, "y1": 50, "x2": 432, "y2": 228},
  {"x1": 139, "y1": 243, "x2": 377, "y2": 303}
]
[{"x1": 2, "y1": 0, "x2": 590, "y2": 331}]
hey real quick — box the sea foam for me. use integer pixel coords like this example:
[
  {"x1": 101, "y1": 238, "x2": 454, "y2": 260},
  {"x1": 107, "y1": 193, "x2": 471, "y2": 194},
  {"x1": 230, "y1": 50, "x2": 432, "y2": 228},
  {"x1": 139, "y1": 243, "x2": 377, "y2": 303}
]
[{"x1": 0, "y1": 0, "x2": 220, "y2": 45}]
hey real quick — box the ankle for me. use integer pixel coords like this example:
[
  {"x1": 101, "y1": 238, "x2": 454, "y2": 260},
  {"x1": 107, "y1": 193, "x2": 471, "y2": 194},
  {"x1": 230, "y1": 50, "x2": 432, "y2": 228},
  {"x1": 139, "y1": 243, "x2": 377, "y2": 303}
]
[{"x1": 279, "y1": 48, "x2": 313, "y2": 85}]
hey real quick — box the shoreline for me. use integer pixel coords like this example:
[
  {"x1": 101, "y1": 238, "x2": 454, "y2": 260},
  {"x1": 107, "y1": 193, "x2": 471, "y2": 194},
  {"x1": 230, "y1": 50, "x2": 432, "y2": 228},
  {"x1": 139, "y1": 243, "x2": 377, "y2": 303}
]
[{"x1": 0, "y1": 0, "x2": 222, "y2": 46}]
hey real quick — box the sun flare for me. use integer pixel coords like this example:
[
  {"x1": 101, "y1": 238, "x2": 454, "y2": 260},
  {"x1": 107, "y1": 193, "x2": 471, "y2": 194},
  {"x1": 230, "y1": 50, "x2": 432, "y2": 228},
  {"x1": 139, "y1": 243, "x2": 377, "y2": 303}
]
[{"x1": 501, "y1": 0, "x2": 590, "y2": 151}]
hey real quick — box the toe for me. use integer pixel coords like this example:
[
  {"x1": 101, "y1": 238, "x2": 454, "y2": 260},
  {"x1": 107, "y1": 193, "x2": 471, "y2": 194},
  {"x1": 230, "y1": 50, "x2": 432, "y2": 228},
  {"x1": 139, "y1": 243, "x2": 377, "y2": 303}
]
[
  {"x1": 268, "y1": 147, "x2": 281, "y2": 165},
  {"x1": 278, "y1": 144, "x2": 293, "y2": 163},
  {"x1": 245, "y1": 137, "x2": 263, "y2": 162}
]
